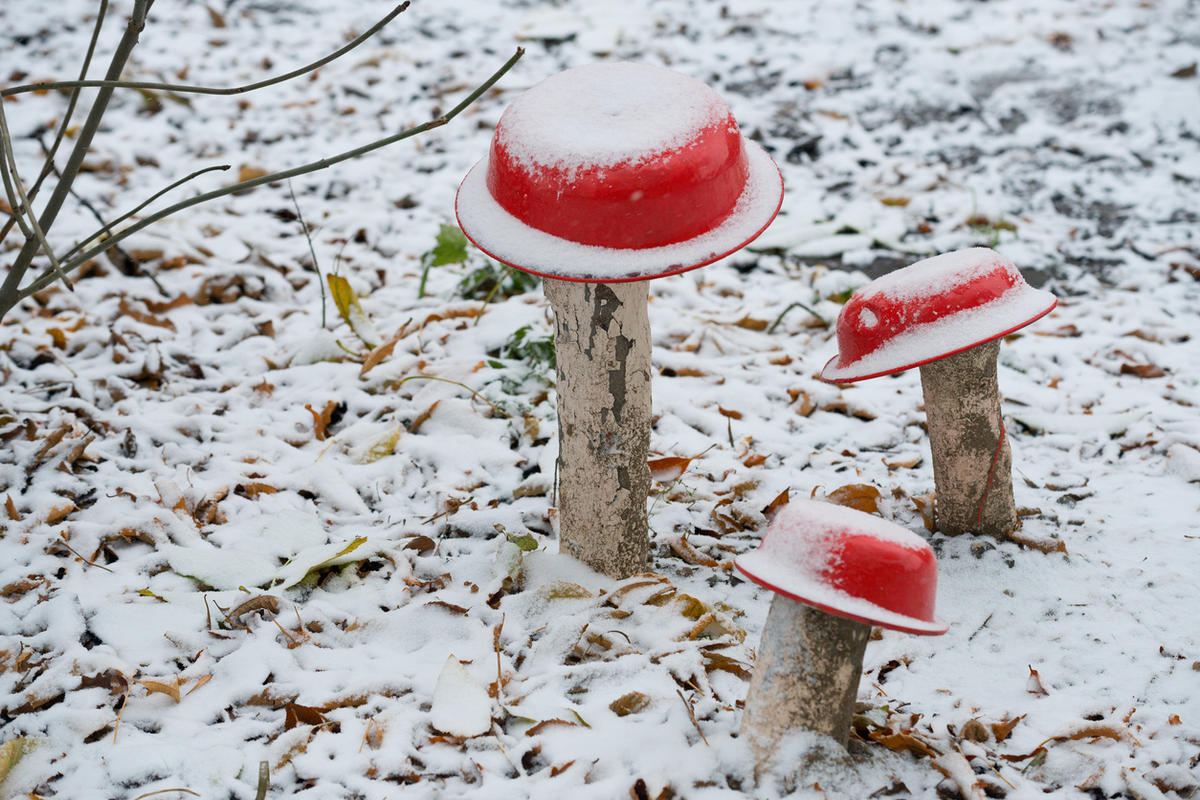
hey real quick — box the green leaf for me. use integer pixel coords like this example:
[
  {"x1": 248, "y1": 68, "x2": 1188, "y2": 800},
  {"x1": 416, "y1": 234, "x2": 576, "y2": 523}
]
[
  {"x1": 426, "y1": 224, "x2": 469, "y2": 267},
  {"x1": 506, "y1": 532, "x2": 539, "y2": 552}
]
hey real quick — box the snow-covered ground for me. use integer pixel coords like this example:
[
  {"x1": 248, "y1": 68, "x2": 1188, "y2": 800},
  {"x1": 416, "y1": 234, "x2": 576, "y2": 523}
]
[{"x1": 1, "y1": 0, "x2": 1198, "y2": 797}]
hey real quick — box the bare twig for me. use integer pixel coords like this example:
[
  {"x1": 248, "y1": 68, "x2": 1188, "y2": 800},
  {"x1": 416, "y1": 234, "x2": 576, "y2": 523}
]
[
  {"x1": 3, "y1": 47, "x2": 525, "y2": 316},
  {"x1": 0, "y1": 0, "x2": 152, "y2": 309},
  {"x1": 288, "y1": 181, "x2": 326, "y2": 328},
  {"x1": 0, "y1": 0, "x2": 109, "y2": 248},
  {"x1": 1, "y1": 2, "x2": 411, "y2": 100}
]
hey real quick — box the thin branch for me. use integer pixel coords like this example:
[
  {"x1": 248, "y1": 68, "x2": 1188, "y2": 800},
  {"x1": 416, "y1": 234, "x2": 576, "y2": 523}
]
[
  {"x1": 0, "y1": 2, "x2": 411, "y2": 100},
  {"x1": 57, "y1": 164, "x2": 230, "y2": 265},
  {"x1": 0, "y1": 0, "x2": 110, "y2": 249},
  {"x1": 0, "y1": 101, "x2": 72, "y2": 290},
  {"x1": 35, "y1": 135, "x2": 170, "y2": 296},
  {"x1": 0, "y1": 0, "x2": 151, "y2": 310},
  {"x1": 9, "y1": 47, "x2": 525, "y2": 309},
  {"x1": 288, "y1": 180, "x2": 326, "y2": 328}
]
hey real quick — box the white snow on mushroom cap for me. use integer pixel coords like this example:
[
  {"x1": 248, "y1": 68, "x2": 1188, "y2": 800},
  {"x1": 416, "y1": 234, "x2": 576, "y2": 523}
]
[
  {"x1": 735, "y1": 499, "x2": 947, "y2": 635},
  {"x1": 496, "y1": 62, "x2": 727, "y2": 175},
  {"x1": 856, "y1": 246, "x2": 1004, "y2": 303},
  {"x1": 820, "y1": 284, "x2": 1056, "y2": 383}
]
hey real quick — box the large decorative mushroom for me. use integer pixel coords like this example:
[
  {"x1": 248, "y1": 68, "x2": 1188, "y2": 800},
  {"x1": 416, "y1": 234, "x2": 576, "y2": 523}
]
[
  {"x1": 736, "y1": 498, "x2": 946, "y2": 777},
  {"x1": 457, "y1": 62, "x2": 783, "y2": 578},
  {"x1": 820, "y1": 248, "x2": 1057, "y2": 538}
]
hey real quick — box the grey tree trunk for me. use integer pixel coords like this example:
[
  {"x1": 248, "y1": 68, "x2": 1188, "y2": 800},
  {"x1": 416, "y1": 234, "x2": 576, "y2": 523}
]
[
  {"x1": 919, "y1": 340, "x2": 1019, "y2": 539},
  {"x1": 543, "y1": 278, "x2": 652, "y2": 579},
  {"x1": 741, "y1": 595, "x2": 870, "y2": 774}
]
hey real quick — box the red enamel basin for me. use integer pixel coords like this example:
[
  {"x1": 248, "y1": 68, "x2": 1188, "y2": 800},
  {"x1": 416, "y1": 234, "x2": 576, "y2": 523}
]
[
  {"x1": 735, "y1": 499, "x2": 947, "y2": 636},
  {"x1": 820, "y1": 247, "x2": 1057, "y2": 383},
  {"x1": 455, "y1": 62, "x2": 783, "y2": 283}
]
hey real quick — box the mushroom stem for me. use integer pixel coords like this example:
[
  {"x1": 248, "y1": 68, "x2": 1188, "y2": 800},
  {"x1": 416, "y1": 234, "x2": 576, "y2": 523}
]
[
  {"x1": 544, "y1": 277, "x2": 652, "y2": 579},
  {"x1": 918, "y1": 339, "x2": 1019, "y2": 538},
  {"x1": 741, "y1": 594, "x2": 870, "y2": 775}
]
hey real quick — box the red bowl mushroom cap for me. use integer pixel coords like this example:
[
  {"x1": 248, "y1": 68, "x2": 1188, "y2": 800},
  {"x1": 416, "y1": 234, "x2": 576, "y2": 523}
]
[
  {"x1": 820, "y1": 248, "x2": 1057, "y2": 383},
  {"x1": 455, "y1": 62, "x2": 783, "y2": 283},
  {"x1": 735, "y1": 499, "x2": 947, "y2": 635}
]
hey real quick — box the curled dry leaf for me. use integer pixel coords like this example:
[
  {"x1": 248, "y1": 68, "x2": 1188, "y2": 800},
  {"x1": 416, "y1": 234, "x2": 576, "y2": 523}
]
[
  {"x1": 648, "y1": 455, "x2": 695, "y2": 483},
  {"x1": 991, "y1": 714, "x2": 1025, "y2": 743},
  {"x1": 869, "y1": 729, "x2": 940, "y2": 758},
  {"x1": 827, "y1": 483, "x2": 882, "y2": 514},
  {"x1": 284, "y1": 702, "x2": 328, "y2": 730},
  {"x1": 610, "y1": 691, "x2": 652, "y2": 717},
  {"x1": 1026, "y1": 665, "x2": 1049, "y2": 696},
  {"x1": 138, "y1": 677, "x2": 182, "y2": 703},
  {"x1": 524, "y1": 718, "x2": 578, "y2": 736}
]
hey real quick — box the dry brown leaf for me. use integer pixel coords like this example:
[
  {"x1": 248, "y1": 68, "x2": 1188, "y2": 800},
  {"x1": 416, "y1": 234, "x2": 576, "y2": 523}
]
[
  {"x1": 360, "y1": 335, "x2": 400, "y2": 377},
  {"x1": 733, "y1": 316, "x2": 769, "y2": 331},
  {"x1": 45, "y1": 503, "x2": 76, "y2": 525},
  {"x1": 821, "y1": 400, "x2": 877, "y2": 420},
  {"x1": 884, "y1": 455, "x2": 922, "y2": 469},
  {"x1": 717, "y1": 407, "x2": 743, "y2": 420},
  {"x1": 422, "y1": 307, "x2": 479, "y2": 327},
  {"x1": 424, "y1": 600, "x2": 469, "y2": 615},
  {"x1": 959, "y1": 718, "x2": 991, "y2": 742},
  {"x1": 649, "y1": 455, "x2": 694, "y2": 483},
  {"x1": 228, "y1": 595, "x2": 281, "y2": 620},
  {"x1": 549, "y1": 760, "x2": 576, "y2": 777},
  {"x1": 305, "y1": 400, "x2": 339, "y2": 441},
  {"x1": 912, "y1": 493, "x2": 936, "y2": 532},
  {"x1": 284, "y1": 702, "x2": 327, "y2": 730},
  {"x1": 827, "y1": 483, "x2": 882, "y2": 514},
  {"x1": 702, "y1": 651, "x2": 751, "y2": 681},
  {"x1": 139, "y1": 677, "x2": 181, "y2": 703},
  {"x1": 610, "y1": 692, "x2": 652, "y2": 717},
  {"x1": 235, "y1": 482, "x2": 278, "y2": 499},
  {"x1": 185, "y1": 674, "x2": 212, "y2": 696},
  {"x1": 4, "y1": 495, "x2": 18, "y2": 521},
  {"x1": 525, "y1": 718, "x2": 578, "y2": 736},
  {"x1": 870, "y1": 730, "x2": 940, "y2": 758},
  {"x1": 668, "y1": 537, "x2": 719, "y2": 568},
  {"x1": 762, "y1": 488, "x2": 789, "y2": 517},
  {"x1": 991, "y1": 714, "x2": 1025, "y2": 743},
  {"x1": 118, "y1": 298, "x2": 175, "y2": 330},
  {"x1": 1026, "y1": 665, "x2": 1049, "y2": 695},
  {"x1": 1035, "y1": 324, "x2": 1081, "y2": 338},
  {"x1": 743, "y1": 453, "x2": 767, "y2": 467},
  {"x1": 237, "y1": 165, "x2": 270, "y2": 183},
  {"x1": 79, "y1": 669, "x2": 129, "y2": 696},
  {"x1": 1008, "y1": 529, "x2": 1067, "y2": 554},
  {"x1": 403, "y1": 535, "x2": 437, "y2": 554},
  {"x1": 408, "y1": 400, "x2": 441, "y2": 434},
  {"x1": 205, "y1": 4, "x2": 227, "y2": 27},
  {"x1": 1120, "y1": 362, "x2": 1167, "y2": 378}
]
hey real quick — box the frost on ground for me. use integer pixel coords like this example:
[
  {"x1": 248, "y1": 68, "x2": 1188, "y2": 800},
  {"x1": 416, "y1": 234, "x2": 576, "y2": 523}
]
[{"x1": 1, "y1": 0, "x2": 1198, "y2": 798}]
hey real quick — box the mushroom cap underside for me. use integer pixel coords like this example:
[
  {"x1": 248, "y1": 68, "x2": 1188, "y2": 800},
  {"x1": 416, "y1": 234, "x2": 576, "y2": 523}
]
[
  {"x1": 735, "y1": 499, "x2": 948, "y2": 636},
  {"x1": 820, "y1": 247, "x2": 1057, "y2": 383}
]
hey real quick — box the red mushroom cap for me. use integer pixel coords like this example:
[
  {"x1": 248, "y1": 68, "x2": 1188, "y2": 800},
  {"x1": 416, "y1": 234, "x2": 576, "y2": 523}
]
[
  {"x1": 735, "y1": 499, "x2": 947, "y2": 635},
  {"x1": 455, "y1": 62, "x2": 783, "y2": 283},
  {"x1": 820, "y1": 247, "x2": 1057, "y2": 383}
]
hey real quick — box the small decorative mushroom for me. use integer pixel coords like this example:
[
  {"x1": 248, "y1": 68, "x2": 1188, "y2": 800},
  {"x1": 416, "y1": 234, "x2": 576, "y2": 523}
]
[
  {"x1": 457, "y1": 62, "x2": 783, "y2": 578},
  {"x1": 736, "y1": 499, "x2": 946, "y2": 777},
  {"x1": 820, "y1": 248, "x2": 1057, "y2": 538}
]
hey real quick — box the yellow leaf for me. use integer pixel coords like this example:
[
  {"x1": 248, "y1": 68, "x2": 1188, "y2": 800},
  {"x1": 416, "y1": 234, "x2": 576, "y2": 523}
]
[
  {"x1": 0, "y1": 737, "x2": 35, "y2": 786},
  {"x1": 138, "y1": 677, "x2": 182, "y2": 703},
  {"x1": 326, "y1": 274, "x2": 378, "y2": 347}
]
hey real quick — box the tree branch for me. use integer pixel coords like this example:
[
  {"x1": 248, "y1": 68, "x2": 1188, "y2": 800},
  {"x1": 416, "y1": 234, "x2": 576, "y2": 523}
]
[
  {"x1": 0, "y1": 2, "x2": 410, "y2": 100},
  {"x1": 6, "y1": 47, "x2": 524, "y2": 311}
]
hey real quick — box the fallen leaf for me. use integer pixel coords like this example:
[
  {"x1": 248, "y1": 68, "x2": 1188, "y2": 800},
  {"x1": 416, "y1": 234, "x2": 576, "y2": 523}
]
[
  {"x1": 237, "y1": 164, "x2": 270, "y2": 183},
  {"x1": 1120, "y1": 362, "x2": 1166, "y2": 378},
  {"x1": 649, "y1": 455, "x2": 695, "y2": 483},
  {"x1": 668, "y1": 537, "x2": 719, "y2": 568},
  {"x1": 762, "y1": 488, "x2": 789, "y2": 517},
  {"x1": 549, "y1": 761, "x2": 576, "y2": 776},
  {"x1": 912, "y1": 493, "x2": 936, "y2": 532},
  {"x1": 827, "y1": 483, "x2": 882, "y2": 514},
  {"x1": 702, "y1": 651, "x2": 751, "y2": 681},
  {"x1": 305, "y1": 400, "x2": 340, "y2": 441},
  {"x1": 284, "y1": 702, "x2": 328, "y2": 730},
  {"x1": 1008, "y1": 530, "x2": 1068, "y2": 554},
  {"x1": 743, "y1": 453, "x2": 767, "y2": 467},
  {"x1": 79, "y1": 670, "x2": 129, "y2": 696},
  {"x1": 884, "y1": 455, "x2": 922, "y2": 469},
  {"x1": 45, "y1": 502, "x2": 76, "y2": 525},
  {"x1": 138, "y1": 677, "x2": 182, "y2": 703},
  {"x1": 870, "y1": 730, "x2": 940, "y2": 758},
  {"x1": 0, "y1": 737, "x2": 35, "y2": 786},
  {"x1": 991, "y1": 714, "x2": 1025, "y2": 743},
  {"x1": 408, "y1": 400, "x2": 441, "y2": 434},
  {"x1": 1027, "y1": 665, "x2": 1049, "y2": 695},
  {"x1": 403, "y1": 535, "x2": 437, "y2": 554},
  {"x1": 959, "y1": 718, "x2": 991, "y2": 742},
  {"x1": 4, "y1": 495, "x2": 17, "y2": 521},
  {"x1": 733, "y1": 316, "x2": 768, "y2": 331},
  {"x1": 610, "y1": 692, "x2": 652, "y2": 717},
  {"x1": 227, "y1": 595, "x2": 281, "y2": 621},
  {"x1": 360, "y1": 334, "x2": 401, "y2": 377},
  {"x1": 524, "y1": 718, "x2": 578, "y2": 736},
  {"x1": 327, "y1": 274, "x2": 379, "y2": 347},
  {"x1": 717, "y1": 407, "x2": 743, "y2": 420}
]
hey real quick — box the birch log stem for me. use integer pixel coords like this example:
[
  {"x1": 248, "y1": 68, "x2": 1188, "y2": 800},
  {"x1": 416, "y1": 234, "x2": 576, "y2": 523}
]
[
  {"x1": 918, "y1": 340, "x2": 1019, "y2": 538},
  {"x1": 544, "y1": 278, "x2": 652, "y2": 579},
  {"x1": 741, "y1": 596, "x2": 870, "y2": 774}
]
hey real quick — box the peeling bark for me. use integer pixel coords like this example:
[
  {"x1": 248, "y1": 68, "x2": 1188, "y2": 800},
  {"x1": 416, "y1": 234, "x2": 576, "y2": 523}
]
[
  {"x1": 919, "y1": 339, "x2": 1019, "y2": 538},
  {"x1": 544, "y1": 278, "x2": 651, "y2": 579},
  {"x1": 741, "y1": 595, "x2": 870, "y2": 774}
]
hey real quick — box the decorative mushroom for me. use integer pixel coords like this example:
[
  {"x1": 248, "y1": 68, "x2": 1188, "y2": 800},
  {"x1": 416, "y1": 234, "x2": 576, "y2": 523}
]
[
  {"x1": 736, "y1": 498, "x2": 946, "y2": 776},
  {"x1": 456, "y1": 62, "x2": 783, "y2": 578},
  {"x1": 820, "y1": 248, "x2": 1057, "y2": 538}
]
